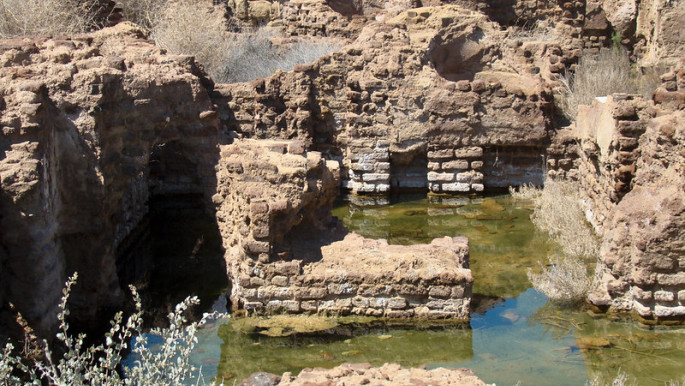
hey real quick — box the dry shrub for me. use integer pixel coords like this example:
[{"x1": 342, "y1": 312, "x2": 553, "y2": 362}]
[
  {"x1": 527, "y1": 255, "x2": 591, "y2": 303},
  {"x1": 117, "y1": 0, "x2": 165, "y2": 31},
  {"x1": 529, "y1": 180, "x2": 599, "y2": 259},
  {"x1": 217, "y1": 33, "x2": 342, "y2": 83},
  {"x1": 512, "y1": 180, "x2": 599, "y2": 302},
  {"x1": 0, "y1": 0, "x2": 103, "y2": 38},
  {"x1": 508, "y1": 183, "x2": 541, "y2": 201},
  {"x1": 556, "y1": 47, "x2": 636, "y2": 120},
  {"x1": 148, "y1": 0, "x2": 341, "y2": 83}
]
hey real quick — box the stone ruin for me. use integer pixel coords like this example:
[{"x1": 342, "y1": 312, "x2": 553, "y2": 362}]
[
  {"x1": 214, "y1": 139, "x2": 472, "y2": 319},
  {"x1": 1, "y1": 0, "x2": 685, "y2": 339},
  {"x1": 547, "y1": 63, "x2": 685, "y2": 322}
]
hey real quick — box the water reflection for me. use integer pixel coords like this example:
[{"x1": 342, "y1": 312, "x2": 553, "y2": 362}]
[{"x1": 184, "y1": 194, "x2": 685, "y2": 385}]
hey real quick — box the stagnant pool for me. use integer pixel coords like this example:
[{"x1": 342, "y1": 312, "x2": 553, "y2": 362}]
[{"x1": 180, "y1": 194, "x2": 685, "y2": 385}]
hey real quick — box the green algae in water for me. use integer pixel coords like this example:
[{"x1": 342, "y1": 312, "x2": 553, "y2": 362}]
[
  {"x1": 183, "y1": 193, "x2": 685, "y2": 385},
  {"x1": 332, "y1": 193, "x2": 557, "y2": 298}
]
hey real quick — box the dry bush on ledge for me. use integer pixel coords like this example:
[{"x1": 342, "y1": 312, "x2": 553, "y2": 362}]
[
  {"x1": 555, "y1": 47, "x2": 636, "y2": 120},
  {"x1": 0, "y1": 0, "x2": 103, "y2": 38}
]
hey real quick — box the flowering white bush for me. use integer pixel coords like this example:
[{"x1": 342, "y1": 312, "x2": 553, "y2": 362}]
[{"x1": 1, "y1": 273, "x2": 223, "y2": 385}]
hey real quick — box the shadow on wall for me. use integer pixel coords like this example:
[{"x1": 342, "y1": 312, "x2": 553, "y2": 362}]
[{"x1": 429, "y1": 27, "x2": 496, "y2": 82}]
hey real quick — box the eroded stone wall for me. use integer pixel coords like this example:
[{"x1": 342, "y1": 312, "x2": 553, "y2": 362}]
[
  {"x1": 0, "y1": 23, "x2": 220, "y2": 336},
  {"x1": 214, "y1": 139, "x2": 472, "y2": 319},
  {"x1": 213, "y1": 6, "x2": 555, "y2": 196},
  {"x1": 552, "y1": 64, "x2": 685, "y2": 322}
]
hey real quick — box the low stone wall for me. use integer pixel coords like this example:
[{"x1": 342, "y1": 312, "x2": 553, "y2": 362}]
[
  {"x1": 246, "y1": 363, "x2": 490, "y2": 386},
  {"x1": 427, "y1": 146, "x2": 485, "y2": 193},
  {"x1": 236, "y1": 234, "x2": 472, "y2": 319},
  {"x1": 214, "y1": 139, "x2": 472, "y2": 320}
]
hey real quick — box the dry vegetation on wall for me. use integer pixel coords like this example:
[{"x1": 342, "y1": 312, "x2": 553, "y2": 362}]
[
  {"x1": 511, "y1": 181, "x2": 598, "y2": 303},
  {"x1": 555, "y1": 47, "x2": 660, "y2": 120},
  {"x1": 0, "y1": 0, "x2": 102, "y2": 38},
  {"x1": 0, "y1": 0, "x2": 341, "y2": 83},
  {"x1": 124, "y1": 0, "x2": 342, "y2": 83}
]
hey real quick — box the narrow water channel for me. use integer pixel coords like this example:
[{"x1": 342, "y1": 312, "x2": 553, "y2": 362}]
[{"x1": 184, "y1": 194, "x2": 684, "y2": 385}]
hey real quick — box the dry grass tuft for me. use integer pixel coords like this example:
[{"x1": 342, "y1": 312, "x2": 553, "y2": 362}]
[
  {"x1": 148, "y1": 0, "x2": 341, "y2": 83},
  {"x1": 527, "y1": 255, "x2": 591, "y2": 303},
  {"x1": 0, "y1": 0, "x2": 103, "y2": 38},
  {"x1": 555, "y1": 47, "x2": 636, "y2": 120},
  {"x1": 512, "y1": 180, "x2": 599, "y2": 302}
]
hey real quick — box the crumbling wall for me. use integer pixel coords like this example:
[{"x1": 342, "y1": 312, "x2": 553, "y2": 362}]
[
  {"x1": 214, "y1": 139, "x2": 472, "y2": 319},
  {"x1": 213, "y1": 6, "x2": 555, "y2": 195},
  {"x1": 0, "y1": 23, "x2": 220, "y2": 337},
  {"x1": 549, "y1": 63, "x2": 685, "y2": 322}
]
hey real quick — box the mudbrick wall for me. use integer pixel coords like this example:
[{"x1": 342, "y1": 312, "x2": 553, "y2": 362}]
[{"x1": 0, "y1": 23, "x2": 220, "y2": 337}]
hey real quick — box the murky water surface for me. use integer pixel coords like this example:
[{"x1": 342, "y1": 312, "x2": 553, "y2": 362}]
[{"x1": 187, "y1": 194, "x2": 684, "y2": 385}]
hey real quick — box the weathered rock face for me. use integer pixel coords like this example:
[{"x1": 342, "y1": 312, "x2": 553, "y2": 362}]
[
  {"x1": 214, "y1": 5, "x2": 554, "y2": 195},
  {"x1": 214, "y1": 139, "x2": 472, "y2": 319},
  {"x1": 240, "y1": 363, "x2": 491, "y2": 386},
  {"x1": 0, "y1": 23, "x2": 220, "y2": 336}
]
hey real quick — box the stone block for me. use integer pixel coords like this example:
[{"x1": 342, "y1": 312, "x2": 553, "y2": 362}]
[
  {"x1": 287, "y1": 140, "x2": 306, "y2": 155},
  {"x1": 632, "y1": 287, "x2": 652, "y2": 302},
  {"x1": 471, "y1": 161, "x2": 483, "y2": 169},
  {"x1": 454, "y1": 147, "x2": 483, "y2": 159},
  {"x1": 429, "y1": 286, "x2": 451, "y2": 298},
  {"x1": 456, "y1": 172, "x2": 473, "y2": 183},
  {"x1": 351, "y1": 297, "x2": 370, "y2": 308},
  {"x1": 271, "y1": 275, "x2": 289, "y2": 286},
  {"x1": 657, "y1": 273, "x2": 685, "y2": 286},
  {"x1": 301, "y1": 300, "x2": 318, "y2": 312},
  {"x1": 387, "y1": 297, "x2": 408, "y2": 309},
  {"x1": 295, "y1": 287, "x2": 328, "y2": 300},
  {"x1": 442, "y1": 160, "x2": 469, "y2": 170},
  {"x1": 427, "y1": 149, "x2": 453, "y2": 160},
  {"x1": 386, "y1": 310, "x2": 415, "y2": 318},
  {"x1": 679, "y1": 290, "x2": 685, "y2": 305},
  {"x1": 244, "y1": 302, "x2": 263, "y2": 311},
  {"x1": 328, "y1": 283, "x2": 355, "y2": 295},
  {"x1": 376, "y1": 162, "x2": 391, "y2": 171},
  {"x1": 243, "y1": 240, "x2": 270, "y2": 254},
  {"x1": 428, "y1": 162, "x2": 441, "y2": 171},
  {"x1": 376, "y1": 183, "x2": 391, "y2": 193},
  {"x1": 250, "y1": 201, "x2": 269, "y2": 215},
  {"x1": 450, "y1": 287, "x2": 465, "y2": 298},
  {"x1": 633, "y1": 300, "x2": 652, "y2": 317},
  {"x1": 654, "y1": 305, "x2": 685, "y2": 317},
  {"x1": 471, "y1": 183, "x2": 484, "y2": 192},
  {"x1": 242, "y1": 288, "x2": 258, "y2": 299},
  {"x1": 426, "y1": 299, "x2": 446, "y2": 309},
  {"x1": 362, "y1": 173, "x2": 390, "y2": 182},
  {"x1": 655, "y1": 290, "x2": 675, "y2": 302},
  {"x1": 274, "y1": 261, "x2": 301, "y2": 276},
  {"x1": 427, "y1": 172, "x2": 455, "y2": 182},
  {"x1": 282, "y1": 300, "x2": 301, "y2": 312},
  {"x1": 351, "y1": 162, "x2": 375, "y2": 172},
  {"x1": 441, "y1": 182, "x2": 470, "y2": 192}
]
